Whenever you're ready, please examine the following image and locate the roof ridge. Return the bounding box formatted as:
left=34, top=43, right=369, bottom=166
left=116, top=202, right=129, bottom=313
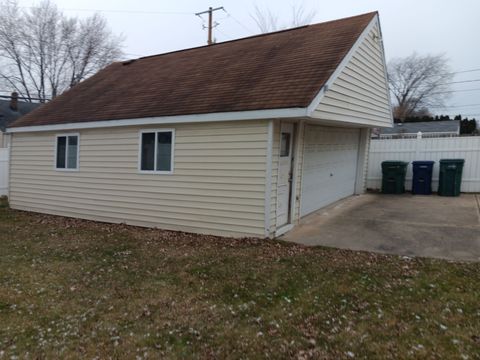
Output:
left=136, top=11, right=378, bottom=62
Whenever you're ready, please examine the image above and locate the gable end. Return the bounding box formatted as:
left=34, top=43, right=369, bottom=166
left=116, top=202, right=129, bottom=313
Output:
left=309, top=16, right=393, bottom=127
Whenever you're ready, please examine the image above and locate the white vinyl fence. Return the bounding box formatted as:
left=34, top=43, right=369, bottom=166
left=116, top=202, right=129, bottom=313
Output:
left=0, top=148, right=9, bottom=196
left=367, top=136, right=480, bottom=193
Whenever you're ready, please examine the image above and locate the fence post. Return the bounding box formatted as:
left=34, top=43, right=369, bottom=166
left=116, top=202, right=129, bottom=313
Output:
left=415, top=132, right=422, bottom=159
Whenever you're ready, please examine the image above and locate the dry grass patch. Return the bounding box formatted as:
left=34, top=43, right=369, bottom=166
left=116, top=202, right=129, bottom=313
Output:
left=0, top=202, right=479, bottom=359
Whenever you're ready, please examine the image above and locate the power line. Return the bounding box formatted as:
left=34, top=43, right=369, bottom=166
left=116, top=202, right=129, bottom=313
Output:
left=447, top=68, right=480, bottom=75
left=20, top=6, right=192, bottom=15
left=435, top=68, right=480, bottom=77
left=223, top=9, right=255, bottom=34
left=431, top=88, right=480, bottom=94
left=445, top=79, right=480, bottom=85
left=416, top=67, right=480, bottom=80
left=398, top=84, right=480, bottom=94
left=392, top=78, right=480, bottom=92
left=430, top=103, right=480, bottom=109
left=215, top=28, right=234, bottom=41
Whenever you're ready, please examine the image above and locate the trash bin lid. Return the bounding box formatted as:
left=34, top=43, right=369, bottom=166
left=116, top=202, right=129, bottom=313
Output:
left=412, top=161, right=435, bottom=165
left=439, top=159, right=465, bottom=164
left=381, top=161, right=409, bottom=166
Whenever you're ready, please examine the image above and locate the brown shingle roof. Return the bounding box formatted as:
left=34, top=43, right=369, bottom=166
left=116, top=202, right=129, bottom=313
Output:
left=10, top=12, right=377, bottom=128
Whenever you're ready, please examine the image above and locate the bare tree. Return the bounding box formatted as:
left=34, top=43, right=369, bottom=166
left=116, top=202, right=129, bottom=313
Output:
left=290, top=5, right=316, bottom=27
left=388, top=53, right=453, bottom=121
left=0, top=0, right=123, bottom=102
left=251, top=4, right=316, bottom=33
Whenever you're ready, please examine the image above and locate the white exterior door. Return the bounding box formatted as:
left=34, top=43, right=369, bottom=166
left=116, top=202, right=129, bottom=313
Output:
left=300, top=125, right=360, bottom=217
left=276, top=123, right=294, bottom=227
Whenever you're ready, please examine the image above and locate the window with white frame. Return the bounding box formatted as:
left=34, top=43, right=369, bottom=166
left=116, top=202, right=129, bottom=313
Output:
left=139, top=130, right=174, bottom=173
left=56, top=134, right=79, bottom=170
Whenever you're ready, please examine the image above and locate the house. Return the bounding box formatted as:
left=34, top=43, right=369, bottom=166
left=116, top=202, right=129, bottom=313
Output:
left=375, top=120, right=460, bottom=139
left=0, top=93, right=41, bottom=147
left=6, top=12, right=393, bottom=238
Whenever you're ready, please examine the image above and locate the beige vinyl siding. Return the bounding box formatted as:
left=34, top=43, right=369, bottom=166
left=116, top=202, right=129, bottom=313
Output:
left=313, top=24, right=392, bottom=127
left=9, top=120, right=269, bottom=237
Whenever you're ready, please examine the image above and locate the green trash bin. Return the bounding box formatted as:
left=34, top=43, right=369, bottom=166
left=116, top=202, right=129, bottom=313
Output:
left=438, top=159, right=465, bottom=196
left=381, top=161, right=409, bottom=194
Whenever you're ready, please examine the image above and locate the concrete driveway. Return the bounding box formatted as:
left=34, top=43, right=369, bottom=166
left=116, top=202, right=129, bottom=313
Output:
left=281, top=193, right=480, bottom=261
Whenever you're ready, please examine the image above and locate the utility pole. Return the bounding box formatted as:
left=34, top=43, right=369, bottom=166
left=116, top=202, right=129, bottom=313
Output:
left=195, top=6, right=224, bottom=45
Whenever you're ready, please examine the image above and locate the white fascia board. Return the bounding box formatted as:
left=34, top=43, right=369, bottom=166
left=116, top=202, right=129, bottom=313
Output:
left=307, top=116, right=391, bottom=128
left=376, top=15, right=395, bottom=126
left=305, top=14, right=385, bottom=117
left=6, top=107, right=308, bottom=133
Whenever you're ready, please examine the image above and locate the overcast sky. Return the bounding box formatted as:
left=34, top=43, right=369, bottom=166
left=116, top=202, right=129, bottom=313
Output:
left=18, top=0, right=480, bottom=117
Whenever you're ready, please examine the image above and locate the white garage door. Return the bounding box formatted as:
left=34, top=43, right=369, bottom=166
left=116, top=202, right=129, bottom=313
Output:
left=300, top=126, right=360, bottom=216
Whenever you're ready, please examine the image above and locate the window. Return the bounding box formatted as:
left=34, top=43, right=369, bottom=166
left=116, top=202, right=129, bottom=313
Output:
left=56, top=134, right=79, bottom=170
left=280, top=132, right=291, bottom=157
left=139, top=130, right=174, bottom=173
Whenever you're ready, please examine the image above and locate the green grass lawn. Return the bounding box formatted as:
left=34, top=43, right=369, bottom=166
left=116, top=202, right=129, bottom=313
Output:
left=0, top=200, right=479, bottom=359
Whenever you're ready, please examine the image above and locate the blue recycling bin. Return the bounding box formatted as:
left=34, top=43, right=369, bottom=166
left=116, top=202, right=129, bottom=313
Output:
left=412, top=161, right=435, bottom=195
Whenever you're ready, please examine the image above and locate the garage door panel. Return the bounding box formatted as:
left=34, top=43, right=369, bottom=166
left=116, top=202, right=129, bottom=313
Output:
left=300, top=126, right=360, bottom=216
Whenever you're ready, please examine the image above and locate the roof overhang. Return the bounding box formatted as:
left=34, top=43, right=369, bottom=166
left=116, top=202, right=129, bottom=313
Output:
left=6, top=107, right=309, bottom=133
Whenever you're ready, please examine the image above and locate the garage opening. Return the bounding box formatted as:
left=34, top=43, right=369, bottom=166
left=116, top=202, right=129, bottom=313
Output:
left=300, top=125, right=360, bottom=216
